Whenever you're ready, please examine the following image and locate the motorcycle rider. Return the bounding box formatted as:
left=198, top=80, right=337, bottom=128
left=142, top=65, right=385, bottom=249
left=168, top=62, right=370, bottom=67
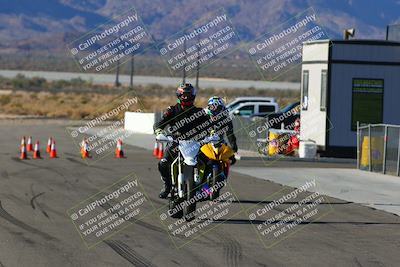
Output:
left=154, top=83, right=207, bottom=199
left=204, top=96, right=238, bottom=164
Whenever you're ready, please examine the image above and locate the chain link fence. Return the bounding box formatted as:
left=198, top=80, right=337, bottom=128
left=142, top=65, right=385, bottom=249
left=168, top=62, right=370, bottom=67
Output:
left=357, top=123, right=400, bottom=176
left=232, top=116, right=269, bottom=153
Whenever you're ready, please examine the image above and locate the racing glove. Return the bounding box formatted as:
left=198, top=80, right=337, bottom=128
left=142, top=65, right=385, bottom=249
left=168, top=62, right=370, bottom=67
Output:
left=232, top=143, right=238, bottom=153
left=154, top=128, right=164, bottom=136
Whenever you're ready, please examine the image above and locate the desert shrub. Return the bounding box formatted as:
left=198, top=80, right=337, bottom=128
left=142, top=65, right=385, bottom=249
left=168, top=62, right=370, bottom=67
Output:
left=0, top=95, right=11, bottom=105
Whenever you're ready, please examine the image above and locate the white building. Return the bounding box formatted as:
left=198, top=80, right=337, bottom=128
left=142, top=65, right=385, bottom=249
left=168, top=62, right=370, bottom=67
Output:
left=300, top=39, right=400, bottom=157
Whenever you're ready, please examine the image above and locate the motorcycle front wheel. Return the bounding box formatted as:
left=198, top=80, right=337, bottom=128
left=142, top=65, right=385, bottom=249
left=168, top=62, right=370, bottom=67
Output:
left=183, top=165, right=196, bottom=221
left=168, top=188, right=183, bottom=219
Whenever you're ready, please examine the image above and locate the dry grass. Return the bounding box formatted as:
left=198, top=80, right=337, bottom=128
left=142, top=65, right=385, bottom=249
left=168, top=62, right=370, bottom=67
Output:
left=0, top=84, right=299, bottom=119
left=0, top=91, right=214, bottom=119
left=0, top=92, right=116, bottom=119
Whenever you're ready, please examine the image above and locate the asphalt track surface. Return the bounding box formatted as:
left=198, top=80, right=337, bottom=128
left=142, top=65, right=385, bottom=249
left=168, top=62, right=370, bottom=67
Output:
left=0, top=120, right=400, bottom=267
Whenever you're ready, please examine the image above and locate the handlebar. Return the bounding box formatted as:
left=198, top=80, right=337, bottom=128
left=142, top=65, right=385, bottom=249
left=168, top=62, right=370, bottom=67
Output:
left=155, top=133, right=220, bottom=145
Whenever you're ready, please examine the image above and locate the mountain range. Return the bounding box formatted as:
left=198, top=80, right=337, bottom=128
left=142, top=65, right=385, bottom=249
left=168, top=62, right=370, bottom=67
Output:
left=0, top=0, right=399, bottom=54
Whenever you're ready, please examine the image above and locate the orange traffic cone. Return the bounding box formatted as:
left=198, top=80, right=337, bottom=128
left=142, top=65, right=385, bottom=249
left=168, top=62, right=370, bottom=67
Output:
left=81, top=139, right=90, bottom=159
left=33, top=141, right=41, bottom=159
left=20, top=143, right=28, bottom=160
left=115, top=139, right=124, bottom=158
left=46, top=137, right=52, bottom=153
left=80, top=139, right=85, bottom=155
left=50, top=140, right=57, bottom=158
left=20, top=136, right=26, bottom=148
left=27, top=136, right=33, bottom=152
left=157, top=142, right=164, bottom=159
left=153, top=141, right=159, bottom=157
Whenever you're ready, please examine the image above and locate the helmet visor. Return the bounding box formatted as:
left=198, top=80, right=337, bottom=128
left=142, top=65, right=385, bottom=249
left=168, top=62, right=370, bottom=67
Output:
left=208, top=104, right=223, bottom=115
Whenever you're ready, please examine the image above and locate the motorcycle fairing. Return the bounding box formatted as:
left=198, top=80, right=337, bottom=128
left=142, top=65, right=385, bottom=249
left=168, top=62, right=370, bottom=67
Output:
left=179, top=140, right=200, bottom=166
left=200, top=143, right=234, bottom=161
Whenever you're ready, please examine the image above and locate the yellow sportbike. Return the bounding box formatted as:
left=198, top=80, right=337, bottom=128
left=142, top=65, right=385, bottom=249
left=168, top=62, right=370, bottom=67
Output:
left=199, top=137, right=235, bottom=200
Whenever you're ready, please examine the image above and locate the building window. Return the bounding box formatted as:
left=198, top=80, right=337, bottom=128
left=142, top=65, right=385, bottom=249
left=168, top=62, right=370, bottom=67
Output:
left=301, top=70, right=309, bottom=110
left=320, top=70, right=327, bottom=111
left=351, top=78, right=384, bottom=131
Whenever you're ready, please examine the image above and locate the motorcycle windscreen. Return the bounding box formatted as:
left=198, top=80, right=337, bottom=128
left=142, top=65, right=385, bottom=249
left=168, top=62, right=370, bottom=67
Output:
left=179, top=140, right=200, bottom=166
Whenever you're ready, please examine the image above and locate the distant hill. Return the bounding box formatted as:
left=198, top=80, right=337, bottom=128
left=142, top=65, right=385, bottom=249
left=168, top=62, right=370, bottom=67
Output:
left=0, top=0, right=399, bottom=53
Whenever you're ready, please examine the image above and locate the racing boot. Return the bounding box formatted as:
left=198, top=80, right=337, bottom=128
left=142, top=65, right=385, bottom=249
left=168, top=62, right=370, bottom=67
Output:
left=159, top=178, right=171, bottom=199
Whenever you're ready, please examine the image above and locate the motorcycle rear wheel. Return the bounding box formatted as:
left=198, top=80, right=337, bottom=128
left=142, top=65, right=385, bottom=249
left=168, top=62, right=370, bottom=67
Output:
left=210, top=164, right=223, bottom=201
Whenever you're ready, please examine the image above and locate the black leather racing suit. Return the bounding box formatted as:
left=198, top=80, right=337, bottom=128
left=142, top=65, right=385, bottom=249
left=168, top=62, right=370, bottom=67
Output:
left=153, top=104, right=208, bottom=189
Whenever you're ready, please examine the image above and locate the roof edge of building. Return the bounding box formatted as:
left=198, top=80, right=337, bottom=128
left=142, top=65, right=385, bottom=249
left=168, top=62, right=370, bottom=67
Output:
left=303, top=39, right=400, bottom=46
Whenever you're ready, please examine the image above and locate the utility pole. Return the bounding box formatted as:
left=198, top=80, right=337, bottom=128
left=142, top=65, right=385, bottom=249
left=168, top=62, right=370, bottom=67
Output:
left=115, top=59, right=120, bottom=87
left=130, top=54, right=134, bottom=89
left=182, top=37, right=186, bottom=84
left=195, top=34, right=200, bottom=90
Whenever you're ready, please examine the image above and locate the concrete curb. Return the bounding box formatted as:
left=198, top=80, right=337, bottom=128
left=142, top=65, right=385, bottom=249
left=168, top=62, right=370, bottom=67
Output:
left=237, top=152, right=356, bottom=164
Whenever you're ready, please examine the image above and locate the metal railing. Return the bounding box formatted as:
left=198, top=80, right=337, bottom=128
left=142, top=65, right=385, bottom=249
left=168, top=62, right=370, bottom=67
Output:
left=357, top=123, right=400, bottom=176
